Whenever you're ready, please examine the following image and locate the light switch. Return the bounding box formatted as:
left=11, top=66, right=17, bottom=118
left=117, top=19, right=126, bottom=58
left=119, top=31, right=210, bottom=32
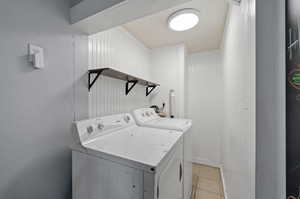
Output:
left=28, top=44, right=44, bottom=69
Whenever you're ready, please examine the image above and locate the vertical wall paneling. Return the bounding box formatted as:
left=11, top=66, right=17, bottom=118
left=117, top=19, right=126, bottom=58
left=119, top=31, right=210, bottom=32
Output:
left=88, top=27, right=152, bottom=117
left=150, top=45, right=186, bottom=118
left=221, top=1, right=255, bottom=198
left=186, top=50, right=222, bottom=167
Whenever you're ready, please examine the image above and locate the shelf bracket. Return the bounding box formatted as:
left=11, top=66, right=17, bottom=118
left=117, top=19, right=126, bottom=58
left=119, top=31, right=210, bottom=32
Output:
left=126, top=80, right=138, bottom=95
left=88, top=68, right=107, bottom=91
left=146, top=85, right=156, bottom=96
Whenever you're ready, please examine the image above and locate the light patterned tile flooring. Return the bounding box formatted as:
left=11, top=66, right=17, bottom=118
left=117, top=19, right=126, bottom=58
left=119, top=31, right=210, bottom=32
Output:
left=192, top=164, right=225, bottom=199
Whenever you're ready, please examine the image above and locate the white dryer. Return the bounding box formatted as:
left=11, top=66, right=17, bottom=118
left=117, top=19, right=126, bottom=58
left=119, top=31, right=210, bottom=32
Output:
left=132, top=108, right=192, bottom=199
left=71, top=113, right=184, bottom=199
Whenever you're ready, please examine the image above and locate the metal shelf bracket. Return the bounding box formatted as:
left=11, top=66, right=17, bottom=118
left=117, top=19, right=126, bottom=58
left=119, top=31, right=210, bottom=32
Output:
left=88, top=68, right=107, bottom=91
left=126, top=80, right=138, bottom=95
left=146, top=85, right=156, bottom=96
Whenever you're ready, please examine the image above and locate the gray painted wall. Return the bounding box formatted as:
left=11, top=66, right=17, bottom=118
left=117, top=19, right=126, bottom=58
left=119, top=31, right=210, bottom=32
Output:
left=70, top=0, right=83, bottom=7
left=256, top=0, right=286, bottom=198
left=0, top=0, right=88, bottom=199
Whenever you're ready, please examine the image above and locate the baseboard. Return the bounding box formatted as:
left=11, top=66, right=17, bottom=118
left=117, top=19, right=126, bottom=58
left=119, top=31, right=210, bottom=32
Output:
left=192, top=157, right=220, bottom=168
left=220, top=166, right=228, bottom=199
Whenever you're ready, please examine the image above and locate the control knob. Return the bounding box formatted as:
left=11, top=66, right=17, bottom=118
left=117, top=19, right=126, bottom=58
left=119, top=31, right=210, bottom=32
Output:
left=124, top=115, right=131, bottom=123
left=98, top=123, right=104, bottom=130
left=87, top=126, right=93, bottom=134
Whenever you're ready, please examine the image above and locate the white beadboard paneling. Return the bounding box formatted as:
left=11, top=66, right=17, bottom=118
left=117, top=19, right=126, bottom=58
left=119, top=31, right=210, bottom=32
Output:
left=89, top=27, right=152, bottom=80
left=186, top=50, right=222, bottom=167
left=150, top=45, right=186, bottom=118
left=88, top=76, right=149, bottom=118
left=88, top=27, right=152, bottom=117
left=220, top=1, right=255, bottom=199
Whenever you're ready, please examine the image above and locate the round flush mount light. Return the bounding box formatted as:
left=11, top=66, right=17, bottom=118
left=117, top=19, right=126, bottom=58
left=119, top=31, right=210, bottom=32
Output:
left=167, top=9, right=200, bottom=32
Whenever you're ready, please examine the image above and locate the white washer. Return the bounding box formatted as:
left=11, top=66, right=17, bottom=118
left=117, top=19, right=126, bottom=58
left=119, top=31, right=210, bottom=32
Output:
left=71, top=113, right=184, bottom=199
left=132, top=108, right=192, bottom=199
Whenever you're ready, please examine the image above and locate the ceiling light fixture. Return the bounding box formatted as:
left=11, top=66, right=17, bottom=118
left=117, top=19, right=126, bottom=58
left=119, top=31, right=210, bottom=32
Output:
left=167, top=9, right=200, bottom=32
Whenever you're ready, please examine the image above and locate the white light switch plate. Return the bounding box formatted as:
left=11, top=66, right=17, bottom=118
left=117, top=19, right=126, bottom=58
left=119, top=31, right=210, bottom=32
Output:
left=28, top=44, right=44, bottom=69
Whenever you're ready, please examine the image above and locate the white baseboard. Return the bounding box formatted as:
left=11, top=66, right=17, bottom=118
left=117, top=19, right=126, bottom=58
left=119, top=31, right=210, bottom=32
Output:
left=220, top=166, right=228, bottom=199
left=192, top=157, right=228, bottom=199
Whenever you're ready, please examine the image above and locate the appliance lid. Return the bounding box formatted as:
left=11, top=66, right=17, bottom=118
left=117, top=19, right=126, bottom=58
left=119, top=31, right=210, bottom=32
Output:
left=83, top=126, right=183, bottom=167
left=147, top=118, right=192, bottom=131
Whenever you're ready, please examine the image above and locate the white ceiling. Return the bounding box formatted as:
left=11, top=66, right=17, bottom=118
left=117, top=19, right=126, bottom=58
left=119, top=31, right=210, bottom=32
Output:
left=123, top=0, right=228, bottom=53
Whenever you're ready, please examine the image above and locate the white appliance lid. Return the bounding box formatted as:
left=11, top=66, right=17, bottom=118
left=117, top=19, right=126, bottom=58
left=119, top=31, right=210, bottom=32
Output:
left=147, top=118, right=192, bottom=131
left=83, top=126, right=182, bottom=167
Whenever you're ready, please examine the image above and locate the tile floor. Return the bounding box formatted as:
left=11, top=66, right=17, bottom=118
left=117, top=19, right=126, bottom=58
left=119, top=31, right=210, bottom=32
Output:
left=192, top=164, right=225, bottom=199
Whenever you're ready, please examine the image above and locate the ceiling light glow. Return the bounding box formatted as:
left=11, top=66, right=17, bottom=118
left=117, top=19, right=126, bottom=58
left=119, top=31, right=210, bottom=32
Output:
left=168, top=9, right=200, bottom=32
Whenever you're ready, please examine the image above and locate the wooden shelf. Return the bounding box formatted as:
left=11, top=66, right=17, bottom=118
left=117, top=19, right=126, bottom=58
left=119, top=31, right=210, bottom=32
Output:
left=88, top=67, right=159, bottom=96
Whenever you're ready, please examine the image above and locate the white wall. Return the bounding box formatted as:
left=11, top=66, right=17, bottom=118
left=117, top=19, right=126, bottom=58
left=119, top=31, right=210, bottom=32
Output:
left=89, top=27, right=152, bottom=79
left=221, top=1, right=255, bottom=199
left=150, top=44, right=186, bottom=117
left=186, top=50, right=222, bottom=167
left=88, top=28, right=187, bottom=119
left=88, top=27, right=152, bottom=117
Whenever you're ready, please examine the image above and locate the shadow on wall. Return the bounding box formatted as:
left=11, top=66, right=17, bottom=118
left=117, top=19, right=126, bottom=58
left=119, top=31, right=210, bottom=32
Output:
left=1, top=151, right=72, bottom=199
left=18, top=55, right=35, bottom=73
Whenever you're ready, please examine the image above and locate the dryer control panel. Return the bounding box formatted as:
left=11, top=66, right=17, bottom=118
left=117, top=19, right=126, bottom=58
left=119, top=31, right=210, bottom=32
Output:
left=133, top=108, right=160, bottom=124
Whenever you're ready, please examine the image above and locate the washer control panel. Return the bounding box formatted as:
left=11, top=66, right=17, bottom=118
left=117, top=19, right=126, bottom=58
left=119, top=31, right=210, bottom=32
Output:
left=73, top=113, right=135, bottom=144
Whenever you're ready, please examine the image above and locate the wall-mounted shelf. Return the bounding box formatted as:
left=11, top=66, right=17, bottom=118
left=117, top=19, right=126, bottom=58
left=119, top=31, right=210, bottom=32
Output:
left=88, top=67, right=159, bottom=96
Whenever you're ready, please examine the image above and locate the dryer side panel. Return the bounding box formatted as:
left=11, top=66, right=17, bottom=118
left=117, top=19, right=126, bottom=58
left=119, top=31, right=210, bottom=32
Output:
left=184, top=129, right=193, bottom=199
left=157, top=138, right=184, bottom=199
